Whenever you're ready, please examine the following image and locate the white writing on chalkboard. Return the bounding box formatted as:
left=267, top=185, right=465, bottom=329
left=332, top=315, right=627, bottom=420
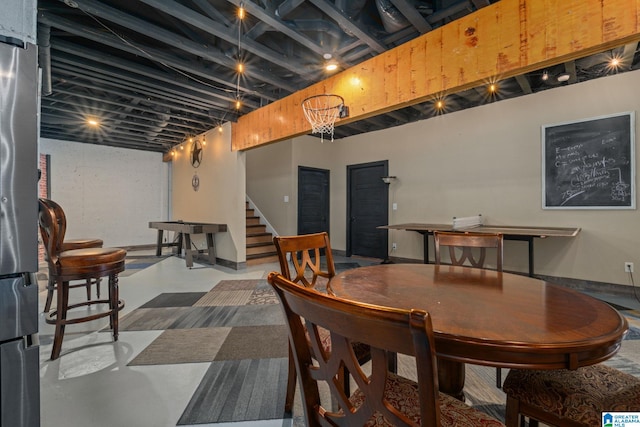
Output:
left=543, top=113, right=634, bottom=209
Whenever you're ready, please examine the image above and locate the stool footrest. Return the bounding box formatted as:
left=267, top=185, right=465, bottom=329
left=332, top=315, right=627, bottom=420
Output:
left=46, top=299, right=125, bottom=325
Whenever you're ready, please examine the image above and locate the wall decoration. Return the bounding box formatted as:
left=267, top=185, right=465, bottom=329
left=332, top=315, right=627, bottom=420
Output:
left=542, top=112, right=635, bottom=209
left=190, top=139, right=203, bottom=168
left=192, top=173, right=200, bottom=192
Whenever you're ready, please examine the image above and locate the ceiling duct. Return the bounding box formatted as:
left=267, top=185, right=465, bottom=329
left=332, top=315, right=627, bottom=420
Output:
left=334, top=0, right=368, bottom=37
left=37, top=23, right=52, bottom=96
left=376, top=0, right=411, bottom=33
left=336, top=0, right=368, bottom=19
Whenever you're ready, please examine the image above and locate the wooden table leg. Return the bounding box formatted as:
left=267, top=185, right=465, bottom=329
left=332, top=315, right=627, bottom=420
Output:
left=205, top=232, right=216, bottom=265
left=182, top=233, right=194, bottom=268
left=175, top=232, right=183, bottom=255
left=155, top=230, right=163, bottom=256
left=437, top=358, right=466, bottom=401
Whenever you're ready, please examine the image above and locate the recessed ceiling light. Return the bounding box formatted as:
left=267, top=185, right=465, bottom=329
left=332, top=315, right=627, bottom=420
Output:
left=323, top=53, right=333, bottom=60
left=325, top=63, right=338, bottom=72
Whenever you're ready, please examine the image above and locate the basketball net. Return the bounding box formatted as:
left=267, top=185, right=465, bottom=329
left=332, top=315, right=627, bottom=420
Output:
left=302, top=94, right=345, bottom=143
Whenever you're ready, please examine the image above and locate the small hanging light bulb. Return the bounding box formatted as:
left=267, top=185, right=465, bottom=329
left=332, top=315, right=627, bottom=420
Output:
left=237, top=62, right=244, bottom=73
left=235, top=99, right=241, bottom=109
left=238, top=5, right=245, bottom=20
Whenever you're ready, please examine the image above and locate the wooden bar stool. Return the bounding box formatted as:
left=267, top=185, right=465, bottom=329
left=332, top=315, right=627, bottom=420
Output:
left=39, top=198, right=104, bottom=313
left=38, top=200, right=126, bottom=360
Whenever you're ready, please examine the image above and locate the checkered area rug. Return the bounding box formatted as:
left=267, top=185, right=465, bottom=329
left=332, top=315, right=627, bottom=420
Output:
left=120, top=279, right=289, bottom=424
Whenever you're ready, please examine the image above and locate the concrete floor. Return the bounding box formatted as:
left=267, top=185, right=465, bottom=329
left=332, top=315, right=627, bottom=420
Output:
left=37, top=250, right=640, bottom=427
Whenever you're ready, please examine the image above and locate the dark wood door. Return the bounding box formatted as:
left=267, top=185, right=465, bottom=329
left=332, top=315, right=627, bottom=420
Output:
left=347, top=161, right=388, bottom=258
left=298, top=166, right=330, bottom=235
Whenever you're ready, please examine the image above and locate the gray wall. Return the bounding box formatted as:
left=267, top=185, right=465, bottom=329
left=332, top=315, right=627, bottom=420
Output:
left=247, top=69, right=640, bottom=287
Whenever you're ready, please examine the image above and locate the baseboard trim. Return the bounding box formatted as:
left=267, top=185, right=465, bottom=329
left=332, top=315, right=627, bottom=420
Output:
left=535, top=274, right=638, bottom=298
left=120, top=244, right=244, bottom=270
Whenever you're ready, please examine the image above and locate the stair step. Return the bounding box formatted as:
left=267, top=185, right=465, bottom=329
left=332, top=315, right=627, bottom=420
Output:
left=247, top=242, right=276, bottom=256
left=246, top=253, right=279, bottom=266
left=246, top=217, right=261, bottom=226
left=247, top=233, right=273, bottom=244
left=245, top=201, right=277, bottom=266
left=247, top=250, right=277, bottom=259
left=247, top=224, right=266, bottom=233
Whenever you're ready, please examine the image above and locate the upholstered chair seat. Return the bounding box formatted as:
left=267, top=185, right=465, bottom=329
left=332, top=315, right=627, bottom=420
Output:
left=61, top=238, right=103, bottom=251
left=351, top=373, right=505, bottom=426
left=503, top=364, right=640, bottom=427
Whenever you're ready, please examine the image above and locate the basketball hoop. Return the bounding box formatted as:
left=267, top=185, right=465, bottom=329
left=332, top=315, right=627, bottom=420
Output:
left=302, top=94, right=349, bottom=142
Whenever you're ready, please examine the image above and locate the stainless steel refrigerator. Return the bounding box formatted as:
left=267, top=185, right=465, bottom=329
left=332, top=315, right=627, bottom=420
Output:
left=0, top=40, right=40, bottom=426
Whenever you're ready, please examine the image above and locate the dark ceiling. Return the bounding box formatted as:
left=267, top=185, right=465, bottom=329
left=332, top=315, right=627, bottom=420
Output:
left=37, top=0, right=640, bottom=153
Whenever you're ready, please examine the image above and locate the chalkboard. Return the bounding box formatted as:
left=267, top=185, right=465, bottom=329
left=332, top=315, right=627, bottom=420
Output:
left=542, top=112, right=635, bottom=209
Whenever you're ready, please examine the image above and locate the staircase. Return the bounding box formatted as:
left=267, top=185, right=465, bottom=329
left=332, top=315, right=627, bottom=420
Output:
left=246, top=202, right=279, bottom=266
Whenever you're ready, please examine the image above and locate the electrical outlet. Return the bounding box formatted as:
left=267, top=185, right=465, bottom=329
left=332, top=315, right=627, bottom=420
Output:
left=392, top=243, right=397, bottom=251
left=625, top=262, right=634, bottom=273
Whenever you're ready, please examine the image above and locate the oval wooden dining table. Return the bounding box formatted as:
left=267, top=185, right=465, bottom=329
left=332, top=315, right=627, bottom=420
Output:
left=328, top=263, right=629, bottom=400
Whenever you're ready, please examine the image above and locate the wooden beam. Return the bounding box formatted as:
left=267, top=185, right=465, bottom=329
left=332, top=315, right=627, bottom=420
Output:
left=232, top=0, right=640, bottom=151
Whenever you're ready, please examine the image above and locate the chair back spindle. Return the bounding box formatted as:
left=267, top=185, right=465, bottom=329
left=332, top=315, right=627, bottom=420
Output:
left=434, top=231, right=503, bottom=271
left=273, top=232, right=335, bottom=288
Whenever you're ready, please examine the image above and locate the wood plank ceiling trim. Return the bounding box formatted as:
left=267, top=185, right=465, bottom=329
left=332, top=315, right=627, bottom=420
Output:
left=231, top=0, right=640, bottom=151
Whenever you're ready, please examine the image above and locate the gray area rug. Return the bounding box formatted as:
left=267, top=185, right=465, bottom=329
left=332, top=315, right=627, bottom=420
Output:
left=334, top=262, right=362, bottom=271
left=120, top=279, right=290, bottom=424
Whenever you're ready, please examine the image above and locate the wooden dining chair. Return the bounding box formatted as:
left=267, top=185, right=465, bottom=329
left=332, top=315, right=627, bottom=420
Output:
left=433, top=230, right=504, bottom=388
left=267, top=271, right=506, bottom=427
left=273, top=232, right=371, bottom=413
left=273, top=231, right=336, bottom=289
left=38, top=199, right=127, bottom=360
left=503, top=364, right=640, bottom=427
left=39, top=198, right=104, bottom=313
left=433, top=231, right=503, bottom=271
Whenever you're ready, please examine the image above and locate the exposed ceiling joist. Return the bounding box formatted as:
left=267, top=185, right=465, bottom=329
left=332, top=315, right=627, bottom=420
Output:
left=37, top=0, right=639, bottom=153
